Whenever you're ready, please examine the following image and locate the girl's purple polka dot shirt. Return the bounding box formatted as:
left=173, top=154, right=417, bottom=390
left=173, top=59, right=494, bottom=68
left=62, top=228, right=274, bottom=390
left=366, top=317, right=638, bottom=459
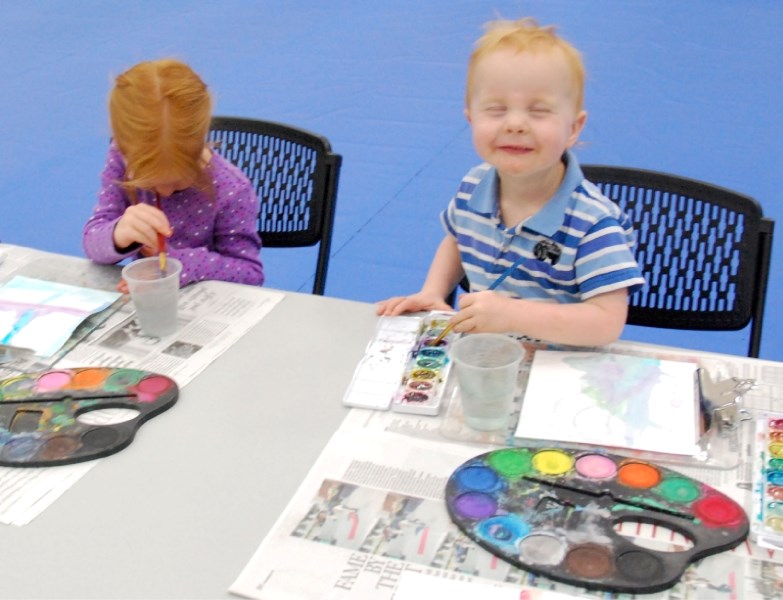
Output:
left=82, top=144, right=264, bottom=287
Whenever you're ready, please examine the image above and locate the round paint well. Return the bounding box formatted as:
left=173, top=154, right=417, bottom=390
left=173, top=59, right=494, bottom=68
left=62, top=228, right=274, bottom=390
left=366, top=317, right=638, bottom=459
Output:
left=692, top=495, right=745, bottom=527
left=455, top=466, right=501, bottom=492
left=770, top=443, right=783, bottom=458
left=452, top=492, right=498, bottom=520
left=657, top=477, right=701, bottom=503
left=769, top=418, right=783, bottom=430
left=616, top=550, right=664, bottom=582
left=770, top=431, right=783, bottom=443
left=477, top=515, right=529, bottom=546
left=1, top=436, right=41, bottom=461
left=410, top=369, right=436, bottom=381
left=488, top=449, right=533, bottom=480
left=519, top=533, right=567, bottom=566
left=617, top=462, right=661, bottom=489
left=80, top=427, right=121, bottom=450
left=767, top=502, right=783, bottom=516
left=575, top=454, right=617, bottom=479
left=418, top=348, right=445, bottom=359
left=415, top=357, right=442, bottom=369
left=564, top=544, right=614, bottom=579
left=35, top=371, right=73, bottom=392
left=402, top=391, right=428, bottom=403
left=136, top=375, right=172, bottom=394
left=37, top=435, right=80, bottom=460
left=766, top=516, right=783, bottom=532
left=769, top=458, right=783, bottom=470
left=1, top=376, right=35, bottom=394
left=532, top=450, right=574, bottom=476
left=422, top=335, right=448, bottom=348
left=768, top=471, right=783, bottom=486
left=769, top=486, right=783, bottom=501
left=70, top=368, right=112, bottom=389
left=408, top=380, right=432, bottom=391
left=105, top=369, right=144, bottom=391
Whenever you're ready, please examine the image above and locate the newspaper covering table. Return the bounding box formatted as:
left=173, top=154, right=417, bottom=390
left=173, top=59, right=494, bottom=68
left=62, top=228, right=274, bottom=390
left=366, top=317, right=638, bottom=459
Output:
left=230, top=337, right=783, bottom=600
left=0, top=244, right=284, bottom=525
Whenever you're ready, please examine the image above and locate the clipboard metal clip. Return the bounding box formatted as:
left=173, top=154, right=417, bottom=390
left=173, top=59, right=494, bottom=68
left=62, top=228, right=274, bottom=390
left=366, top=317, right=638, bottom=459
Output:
left=699, top=370, right=755, bottom=434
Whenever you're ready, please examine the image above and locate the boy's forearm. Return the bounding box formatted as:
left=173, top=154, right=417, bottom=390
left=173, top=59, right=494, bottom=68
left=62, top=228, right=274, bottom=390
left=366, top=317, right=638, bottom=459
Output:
left=421, top=237, right=464, bottom=300
left=505, top=292, right=628, bottom=347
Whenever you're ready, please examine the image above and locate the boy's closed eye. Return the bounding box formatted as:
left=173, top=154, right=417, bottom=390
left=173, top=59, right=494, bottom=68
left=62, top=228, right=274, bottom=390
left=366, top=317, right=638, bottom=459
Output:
left=529, top=105, right=553, bottom=116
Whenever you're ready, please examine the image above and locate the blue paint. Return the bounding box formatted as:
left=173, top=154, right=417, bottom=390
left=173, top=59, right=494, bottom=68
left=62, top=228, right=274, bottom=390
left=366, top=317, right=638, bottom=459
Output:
left=767, top=470, right=783, bottom=486
left=476, top=515, right=530, bottom=550
left=456, top=465, right=502, bottom=492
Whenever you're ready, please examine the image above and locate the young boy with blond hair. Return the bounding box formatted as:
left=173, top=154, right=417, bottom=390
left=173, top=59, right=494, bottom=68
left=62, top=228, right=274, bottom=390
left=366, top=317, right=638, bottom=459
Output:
left=377, top=18, right=644, bottom=346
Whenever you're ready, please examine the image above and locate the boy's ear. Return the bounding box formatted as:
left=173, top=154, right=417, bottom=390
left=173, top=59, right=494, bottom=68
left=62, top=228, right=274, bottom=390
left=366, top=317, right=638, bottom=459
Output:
left=568, top=110, right=588, bottom=147
left=464, top=107, right=472, bottom=124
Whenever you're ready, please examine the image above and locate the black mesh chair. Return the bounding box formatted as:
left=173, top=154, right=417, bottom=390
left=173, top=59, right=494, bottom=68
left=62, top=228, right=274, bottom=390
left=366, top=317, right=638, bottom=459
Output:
left=208, top=116, right=341, bottom=295
left=582, top=166, right=773, bottom=357
left=447, top=166, right=774, bottom=358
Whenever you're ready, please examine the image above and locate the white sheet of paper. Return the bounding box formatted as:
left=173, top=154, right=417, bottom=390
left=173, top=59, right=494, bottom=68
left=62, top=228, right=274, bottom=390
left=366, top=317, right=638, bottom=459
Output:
left=515, top=351, right=700, bottom=456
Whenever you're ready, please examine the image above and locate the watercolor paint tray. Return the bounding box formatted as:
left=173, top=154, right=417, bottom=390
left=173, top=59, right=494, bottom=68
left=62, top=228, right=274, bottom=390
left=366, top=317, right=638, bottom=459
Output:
left=0, top=366, right=178, bottom=467
left=390, top=311, right=458, bottom=416
left=750, top=414, right=783, bottom=549
left=446, top=446, right=748, bottom=594
left=342, top=311, right=458, bottom=415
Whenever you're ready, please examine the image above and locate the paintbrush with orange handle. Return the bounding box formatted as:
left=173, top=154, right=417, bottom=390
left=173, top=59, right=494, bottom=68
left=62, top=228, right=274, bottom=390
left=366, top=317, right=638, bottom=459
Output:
left=154, top=192, right=167, bottom=274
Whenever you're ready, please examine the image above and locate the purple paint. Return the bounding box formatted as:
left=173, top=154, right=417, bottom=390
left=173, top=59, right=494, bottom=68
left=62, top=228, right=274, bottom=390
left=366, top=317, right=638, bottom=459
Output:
left=453, top=492, right=498, bottom=519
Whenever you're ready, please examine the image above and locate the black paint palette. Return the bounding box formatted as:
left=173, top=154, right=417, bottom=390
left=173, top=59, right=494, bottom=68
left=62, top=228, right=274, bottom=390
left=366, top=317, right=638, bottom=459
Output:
left=0, top=367, right=178, bottom=467
left=446, top=447, right=748, bottom=594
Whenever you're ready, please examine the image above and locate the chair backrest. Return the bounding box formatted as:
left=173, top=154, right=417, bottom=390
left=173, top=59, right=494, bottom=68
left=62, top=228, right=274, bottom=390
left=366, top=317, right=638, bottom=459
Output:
left=208, top=116, right=342, bottom=295
left=582, top=165, right=774, bottom=357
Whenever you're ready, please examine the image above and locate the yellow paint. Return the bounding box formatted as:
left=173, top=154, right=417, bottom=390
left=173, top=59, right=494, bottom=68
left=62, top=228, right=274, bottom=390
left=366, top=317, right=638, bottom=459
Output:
left=532, top=449, right=574, bottom=476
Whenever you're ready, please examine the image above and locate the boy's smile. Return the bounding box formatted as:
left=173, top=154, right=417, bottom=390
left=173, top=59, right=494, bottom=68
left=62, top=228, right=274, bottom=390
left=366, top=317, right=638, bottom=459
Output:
left=466, top=47, right=586, bottom=185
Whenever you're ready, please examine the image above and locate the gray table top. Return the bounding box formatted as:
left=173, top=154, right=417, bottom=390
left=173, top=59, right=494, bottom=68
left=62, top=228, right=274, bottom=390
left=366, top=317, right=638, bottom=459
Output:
left=0, top=279, right=379, bottom=599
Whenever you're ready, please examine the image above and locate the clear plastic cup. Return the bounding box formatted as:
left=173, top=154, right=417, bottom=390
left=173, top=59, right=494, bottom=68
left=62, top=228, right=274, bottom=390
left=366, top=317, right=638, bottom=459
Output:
left=121, top=257, right=182, bottom=337
left=451, top=333, right=523, bottom=431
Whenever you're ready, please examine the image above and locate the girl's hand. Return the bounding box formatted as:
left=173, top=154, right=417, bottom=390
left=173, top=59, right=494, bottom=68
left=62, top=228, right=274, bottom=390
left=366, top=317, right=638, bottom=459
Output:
left=451, top=291, right=514, bottom=333
left=376, top=292, right=452, bottom=316
left=113, top=204, right=172, bottom=251
left=116, top=278, right=129, bottom=294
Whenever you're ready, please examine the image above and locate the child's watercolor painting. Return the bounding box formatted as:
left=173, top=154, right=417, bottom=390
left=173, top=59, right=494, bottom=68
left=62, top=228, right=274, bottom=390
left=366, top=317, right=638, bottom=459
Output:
left=0, top=276, right=121, bottom=357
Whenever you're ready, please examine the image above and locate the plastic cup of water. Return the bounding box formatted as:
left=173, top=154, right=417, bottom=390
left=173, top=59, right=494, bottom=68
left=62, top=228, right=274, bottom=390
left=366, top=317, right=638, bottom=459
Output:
left=121, top=257, right=182, bottom=337
left=451, top=333, right=523, bottom=431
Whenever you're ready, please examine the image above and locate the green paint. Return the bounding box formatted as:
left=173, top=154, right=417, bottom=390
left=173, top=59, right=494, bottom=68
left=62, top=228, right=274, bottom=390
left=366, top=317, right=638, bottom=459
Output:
left=657, top=477, right=700, bottom=503
left=488, top=449, right=533, bottom=480
left=769, top=458, right=783, bottom=470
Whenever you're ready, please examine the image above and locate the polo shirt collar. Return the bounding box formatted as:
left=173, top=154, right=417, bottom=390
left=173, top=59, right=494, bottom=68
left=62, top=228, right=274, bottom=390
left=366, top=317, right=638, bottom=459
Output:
left=467, top=150, right=584, bottom=236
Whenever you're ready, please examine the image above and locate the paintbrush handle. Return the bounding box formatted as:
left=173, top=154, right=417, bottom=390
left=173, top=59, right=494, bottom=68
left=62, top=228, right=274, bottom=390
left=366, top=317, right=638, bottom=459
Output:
left=154, top=193, right=167, bottom=273
left=430, top=322, right=454, bottom=346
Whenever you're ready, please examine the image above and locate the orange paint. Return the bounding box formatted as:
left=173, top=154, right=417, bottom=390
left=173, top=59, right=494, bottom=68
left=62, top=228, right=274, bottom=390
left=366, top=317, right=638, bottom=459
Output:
left=69, top=368, right=112, bottom=389
left=617, top=462, right=661, bottom=488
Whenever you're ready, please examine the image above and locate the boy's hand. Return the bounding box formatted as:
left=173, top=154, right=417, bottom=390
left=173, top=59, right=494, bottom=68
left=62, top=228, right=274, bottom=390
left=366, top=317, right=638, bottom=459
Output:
left=113, top=204, right=172, bottom=251
left=376, top=292, right=452, bottom=316
left=452, top=290, right=514, bottom=333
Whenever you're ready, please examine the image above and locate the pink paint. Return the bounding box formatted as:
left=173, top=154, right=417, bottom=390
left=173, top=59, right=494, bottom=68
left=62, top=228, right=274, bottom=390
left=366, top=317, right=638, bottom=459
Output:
left=575, top=454, right=617, bottom=479
left=134, top=375, right=173, bottom=402
left=36, top=371, right=72, bottom=391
